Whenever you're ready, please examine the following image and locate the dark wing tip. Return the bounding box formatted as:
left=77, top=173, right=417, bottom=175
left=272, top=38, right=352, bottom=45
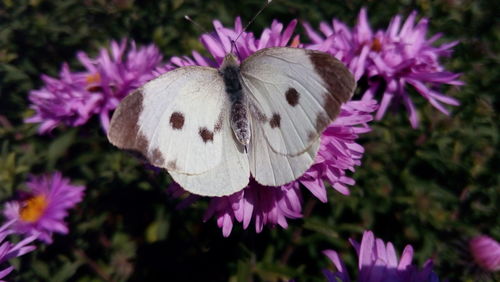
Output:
left=107, top=88, right=149, bottom=151
left=108, top=88, right=169, bottom=168
left=306, top=50, right=356, bottom=103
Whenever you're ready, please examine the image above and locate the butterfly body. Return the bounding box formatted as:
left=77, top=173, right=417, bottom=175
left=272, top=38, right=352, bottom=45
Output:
left=108, top=47, right=355, bottom=196
left=220, top=54, right=251, bottom=147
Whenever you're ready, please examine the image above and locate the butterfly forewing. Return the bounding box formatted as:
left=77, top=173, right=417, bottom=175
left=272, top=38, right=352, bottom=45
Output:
left=108, top=66, right=226, bottom=175
left=240, top=47, right=355, bottom=156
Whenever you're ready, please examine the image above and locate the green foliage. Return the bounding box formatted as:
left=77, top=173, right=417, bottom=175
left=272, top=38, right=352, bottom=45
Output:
left=0, top=0, right=498, bottom=281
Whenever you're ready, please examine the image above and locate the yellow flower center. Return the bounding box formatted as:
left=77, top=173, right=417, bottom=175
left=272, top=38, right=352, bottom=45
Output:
left=85, top=73, right=101, bottom=84
left=290, top=36, right=301, bottom=48
left=85, top=73, right=102, bottom=92
left=19, top=195, right=48, bottom=223
left=371, top=38, right=382, bottom=52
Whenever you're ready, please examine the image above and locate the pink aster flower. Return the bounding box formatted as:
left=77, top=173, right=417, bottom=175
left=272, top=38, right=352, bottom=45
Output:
left=165, top=18, right=377, bottom=236
left=3, top=172, right=85, bottom=244
left=323, top=230, right=441, bottom=282
left=27, top=39, right=163, bottom=133
left=25, top=63, right=102, bottom=133
left=304, top=8, right=462, bottom=128
left=469, top=235, right=500, bottom=272
left=203, top=181, right=302, bottom=237
left=0, top=220, right=37, bottom=281
left=157, top=17, right=300, bottom=72
left=299, top=99, right=376, bottom=201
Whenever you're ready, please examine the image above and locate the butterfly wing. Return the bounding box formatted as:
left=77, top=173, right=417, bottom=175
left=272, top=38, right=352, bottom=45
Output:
left=240, top=47, right=355, bottom=156
left=169, top=113, right=250, bottom=196
left=108, top=66, right=226, bottom=175
left=248, top=113, right=320, bottom=186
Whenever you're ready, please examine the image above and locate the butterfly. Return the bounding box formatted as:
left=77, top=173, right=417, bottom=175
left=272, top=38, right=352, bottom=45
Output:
left=107, top=47, right=355, bottom=196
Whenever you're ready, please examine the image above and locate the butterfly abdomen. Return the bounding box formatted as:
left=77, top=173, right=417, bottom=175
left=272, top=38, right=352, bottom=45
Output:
left=221, top=62, right=250, bottom=146
left=230, top=100, right=250, bottom=146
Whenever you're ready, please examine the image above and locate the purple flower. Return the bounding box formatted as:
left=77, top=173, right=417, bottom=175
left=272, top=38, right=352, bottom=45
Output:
left=26, top=39, right=163, bottom=133
left=3, top=172, right=85, bottom=244
left=157, top=17, right=300, bottom=71
left=203, top=180, right=303, bottom=237
left=304, top=8, right=462, bottom=128
left=299, top=99, right=376, bottom=201
left=469, top=235, right=500, bottom=272
left=323, top=230, right=441, bottom=282
left=0, top=220, right=37, bottom=281
left=25, top=63, right=102, bottom=133
left=165, top=18, right=377, bottom=236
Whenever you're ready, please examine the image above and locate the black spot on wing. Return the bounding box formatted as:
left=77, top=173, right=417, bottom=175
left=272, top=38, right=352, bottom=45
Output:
left=170, top=112, right=185, bottom=130
left=199, top=127, right=214, bottom=143
left=107, top=89, right=166, bottom=167
left=269, top=113, right=281, bottom=129
left=285, top=88, right=300, bottom=107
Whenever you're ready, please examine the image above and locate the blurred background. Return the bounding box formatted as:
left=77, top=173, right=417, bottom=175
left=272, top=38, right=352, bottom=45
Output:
left=0, top=0, right=498, bottom=281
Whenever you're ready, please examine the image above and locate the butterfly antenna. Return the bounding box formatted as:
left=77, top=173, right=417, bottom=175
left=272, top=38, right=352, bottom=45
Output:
left=184, top=15, right=222, bottom=45
left=233, top=0, right=273, bottom=45
left=184, top=15, right=209, bottom=34
left=230, top=39, right=241, bottom=58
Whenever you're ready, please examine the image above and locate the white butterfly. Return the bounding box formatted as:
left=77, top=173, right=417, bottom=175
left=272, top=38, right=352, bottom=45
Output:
left=108, top=47, right=355, bottom=196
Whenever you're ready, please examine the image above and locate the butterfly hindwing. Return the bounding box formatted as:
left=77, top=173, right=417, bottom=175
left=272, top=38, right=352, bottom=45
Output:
left=169, top=113, right=250, bottom=196
left=248, top=113, right=320, bottom=186
left=108, top=66, right=226, bottom=175
left=240, top=47, right=355, bottom=156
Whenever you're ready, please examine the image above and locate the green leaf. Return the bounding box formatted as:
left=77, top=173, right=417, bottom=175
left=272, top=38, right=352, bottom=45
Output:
left=46, top=129, right=76, bottom=170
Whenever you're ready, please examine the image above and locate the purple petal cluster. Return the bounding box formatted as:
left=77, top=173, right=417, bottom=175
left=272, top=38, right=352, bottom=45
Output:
left=299, top=99, right=377, bottom=201
left=156, top=17, right=300, bottom=72
left=469, top=235, right=500, bottom=272
left=203, top=181, right=302, bottom=237
left=304, top=8, right=462, bottom=127
left=165, top=18, right=377, bottom=236
left=3, top=172, right=85, bottom=244
left=0, top=220, right=37, bottom=281
left=323, top=230, right=441, bottom=282
left=26, top=39, right=163, bottom=133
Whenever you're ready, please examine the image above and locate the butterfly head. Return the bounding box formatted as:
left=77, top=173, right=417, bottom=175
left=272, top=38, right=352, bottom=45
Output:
left=221, top=53, right=240, bottom=69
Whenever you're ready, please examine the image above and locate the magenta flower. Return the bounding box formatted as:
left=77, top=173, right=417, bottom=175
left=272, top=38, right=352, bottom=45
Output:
left=299, top=99, right=376, bottom=201
left=304, top=8, right=462, bottom=128
left=203, top=181, right=302, bottom=237
left=165, top=17, right=377, bottom=236
left=157, top=17, right=300, bottom=71
left=25, top=63, right=102, bottom=133
left=3, top=172, right=85, bottom=244
left=323, top=230, right=441, bottom=282
left=26, top=39, right=163, bottom=133
left=0, top=220, right=37, bottom=281
left=469, top=235, right=500, bottom=272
